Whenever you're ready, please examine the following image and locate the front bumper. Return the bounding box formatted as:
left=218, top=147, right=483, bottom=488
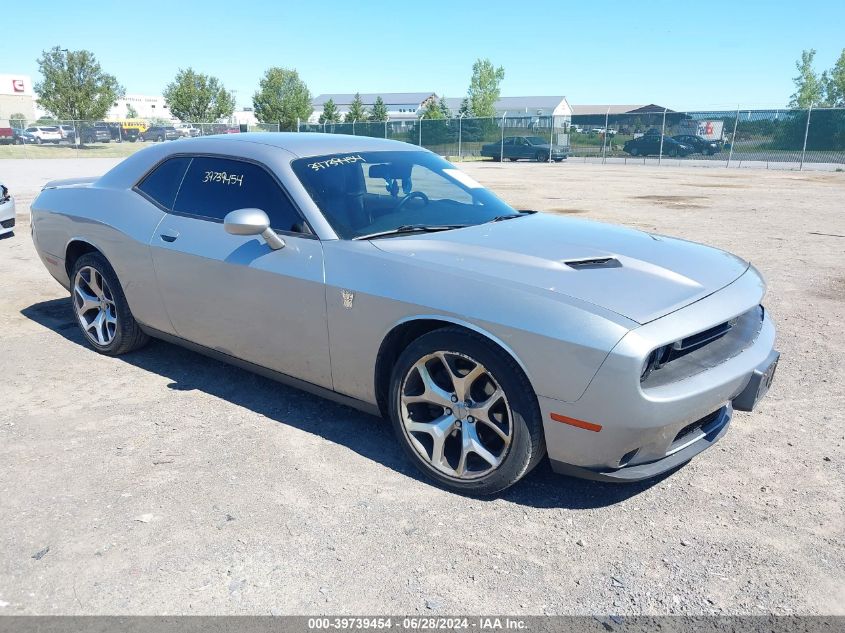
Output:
left=539, top=268, right=778, bottom=482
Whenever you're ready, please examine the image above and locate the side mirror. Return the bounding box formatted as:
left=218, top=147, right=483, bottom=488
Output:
left=223, top=208, right=285, bottom=250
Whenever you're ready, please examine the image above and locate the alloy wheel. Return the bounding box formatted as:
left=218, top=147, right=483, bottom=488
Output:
left=73, top=265, right=117, bottom=346
left=399, top=351, right=513, bottom=480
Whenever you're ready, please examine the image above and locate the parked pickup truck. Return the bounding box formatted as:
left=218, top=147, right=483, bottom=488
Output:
left=0, top=124, right=14, bottom=145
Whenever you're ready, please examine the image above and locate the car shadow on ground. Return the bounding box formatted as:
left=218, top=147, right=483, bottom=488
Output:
left=21, top=297, right=672, bottom=510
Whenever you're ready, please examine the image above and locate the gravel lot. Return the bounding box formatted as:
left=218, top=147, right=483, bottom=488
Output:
left=0, top=158, right=843, bottom=616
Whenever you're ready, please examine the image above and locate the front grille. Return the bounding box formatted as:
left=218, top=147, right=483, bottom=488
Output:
left=673, top=410, right=721, bottom=444
left=0, top=218, right=14, bottom=229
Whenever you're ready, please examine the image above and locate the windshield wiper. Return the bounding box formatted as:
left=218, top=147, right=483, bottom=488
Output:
left=354, top=224, right=469, bottom=240
left=489, top=214, right=525, bottom=223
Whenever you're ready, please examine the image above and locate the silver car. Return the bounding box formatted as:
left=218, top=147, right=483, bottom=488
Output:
left=1, top=181, right=15, bottom=236
left=30, top=133, right=779, bottom=494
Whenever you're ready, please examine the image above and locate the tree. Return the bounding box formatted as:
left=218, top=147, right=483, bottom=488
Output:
left=10, top=112, right=26, bottom=126
left=789, top=49, right=824, bottom=108
left=125, top=103, right=138, bottom=118
left=344, top=92, right=366, bottom=122
left=369, top=96, right=388, bottom=121
left=438, top=98, right=452, bottom=119
left=163, top=68, right=235, bottom=122
left=252, top=67, right=312, bottom=131
left=420, top=98, right=445, bottom=119
left=34, top=46, right=124, bottom=121
left=458, top=97, right=471, bottom=117
left=318, top=98, right=341, bottom=124
left=823, top=48, right=845, bottom=107
left=467, top=58, right=505, bottom=118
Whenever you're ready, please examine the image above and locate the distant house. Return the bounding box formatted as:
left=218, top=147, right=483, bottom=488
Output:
left=309, top=93, right=437, bottom=123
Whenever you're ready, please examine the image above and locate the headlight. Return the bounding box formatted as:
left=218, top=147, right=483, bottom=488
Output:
left=641, top=345, right=673, bottom=381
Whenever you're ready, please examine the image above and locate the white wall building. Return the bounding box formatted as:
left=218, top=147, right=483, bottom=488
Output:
left=0, top=74, right=36, bottom=124
left=442, top=95, right=572, bottom=118
left=108, top=94, right=175, bottom=120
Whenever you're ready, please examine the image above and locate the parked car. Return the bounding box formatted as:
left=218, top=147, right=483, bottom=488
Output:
left=30, top=133, right=779, bottom=495
left=25, top=126, right=62, bottom=144
left=623, top=134, right=694, bottom=157
left=672, top=134, right=722, bottom=155
left=173, top=123, right=200, bottom=138
left=59, top=125, right=77, bottom=143
left=77, top=124, right=112, bottom=144
left=138, top=126, right=181, bottom=142
left=13, top=128, right=37, bottom=144
left=481, top=136, right=567, bottom=162
left=0, top=181, right=15, bottom=236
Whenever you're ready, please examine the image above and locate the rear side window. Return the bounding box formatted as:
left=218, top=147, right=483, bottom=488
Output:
left=136, top=156, right=191, bottom=210
left=172, top=156, right=304, bottom=233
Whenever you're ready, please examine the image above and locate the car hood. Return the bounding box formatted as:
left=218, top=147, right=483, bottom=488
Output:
left=371, top=213, right=749, bottom=324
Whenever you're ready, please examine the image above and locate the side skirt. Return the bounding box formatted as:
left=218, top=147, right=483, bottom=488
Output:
left=140, top=325, right=382, bottom=418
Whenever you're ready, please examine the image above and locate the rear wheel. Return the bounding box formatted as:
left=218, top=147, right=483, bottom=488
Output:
left=70, top=252, right=148, bottom=356
left=389, top=328, right=545, bottom=495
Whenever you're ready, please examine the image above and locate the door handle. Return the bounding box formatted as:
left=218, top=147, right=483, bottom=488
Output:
left=160, top=229, right=180, bottom=243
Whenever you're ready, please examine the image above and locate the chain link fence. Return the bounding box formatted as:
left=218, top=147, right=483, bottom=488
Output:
left=0, top=118, right=279, bottom=158
left=300, top=108, right=845, bottom=169
left=4, top=109, right=844, bottom=169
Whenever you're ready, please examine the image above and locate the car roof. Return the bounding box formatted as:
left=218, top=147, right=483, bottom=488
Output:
left=174, top=132, right=420, bottom=158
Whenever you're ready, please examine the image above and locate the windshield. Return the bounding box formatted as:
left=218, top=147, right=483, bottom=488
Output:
left=525, top=136, right=548, bottom=146
left=291, top=151, right=518, bottom=239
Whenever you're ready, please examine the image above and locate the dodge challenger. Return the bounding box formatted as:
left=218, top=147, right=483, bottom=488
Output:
left=30, top=133, right=779, bottom=494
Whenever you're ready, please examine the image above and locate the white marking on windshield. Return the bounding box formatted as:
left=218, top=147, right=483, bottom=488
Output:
left=307, top=155, right=365, bottom=171
left=443, top=168, right=483, bottom=189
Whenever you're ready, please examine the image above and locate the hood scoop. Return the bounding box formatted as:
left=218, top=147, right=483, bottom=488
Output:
left=564, top=256, right=621, bottom=270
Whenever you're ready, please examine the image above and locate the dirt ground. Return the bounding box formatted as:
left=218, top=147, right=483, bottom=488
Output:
left=0, top=158, right=843, bottom=616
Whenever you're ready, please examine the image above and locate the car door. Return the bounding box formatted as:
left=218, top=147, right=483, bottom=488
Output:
left=147, top=154, right=333, bottom=389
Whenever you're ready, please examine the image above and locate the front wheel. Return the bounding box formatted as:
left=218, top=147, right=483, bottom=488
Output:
left=70, top=252, right=149, bottom=356
left=389, top=328, right=545, bottom=495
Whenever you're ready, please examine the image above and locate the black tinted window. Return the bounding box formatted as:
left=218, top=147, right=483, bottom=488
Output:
left=173, top=157, right=304, bottom=232
left=136, top=156, right=191, bottom=210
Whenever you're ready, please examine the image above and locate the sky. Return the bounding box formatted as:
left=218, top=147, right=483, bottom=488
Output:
left=3, top=0, right=844, bottom=112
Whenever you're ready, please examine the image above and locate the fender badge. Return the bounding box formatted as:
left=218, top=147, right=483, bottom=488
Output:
left=341, top=289, right=354, bottom=309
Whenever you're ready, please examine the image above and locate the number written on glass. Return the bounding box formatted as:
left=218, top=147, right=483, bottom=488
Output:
left=203, top=171, right=244, bottom=186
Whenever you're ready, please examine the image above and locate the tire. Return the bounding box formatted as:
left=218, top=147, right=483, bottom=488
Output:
left=507, top=157, right=518, bottom=162
left=35, top=137, right=42, bottom=145
left=535, top=151, right=548, bottom=162
left=629, top=147, right=638, bottom=156
left=70, top=252, right=149, bottom=356
left=388, top=327, right=545, bottom=495
left=156, top=135, right=163, bottom=142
